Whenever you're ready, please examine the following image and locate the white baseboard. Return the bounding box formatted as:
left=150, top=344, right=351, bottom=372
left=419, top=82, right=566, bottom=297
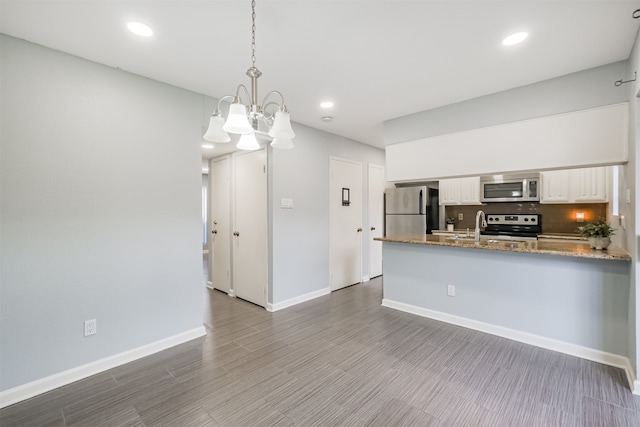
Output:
left=0, top=326, right=207, bottom=409
left=362, top=275, right=370, bottom=283
left=382, top=299, right=637, bottom=393
left=206, top=281, right=213, bottom=289
left=267, top=287, right=331, bottom=312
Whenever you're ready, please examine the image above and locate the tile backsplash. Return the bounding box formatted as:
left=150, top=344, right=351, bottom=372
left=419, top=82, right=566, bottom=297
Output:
left=445, top=203, right=607, bottom=234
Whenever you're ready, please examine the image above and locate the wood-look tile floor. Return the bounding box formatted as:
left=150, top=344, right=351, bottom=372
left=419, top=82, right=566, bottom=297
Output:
left=3, top=277, right=640, bottom=426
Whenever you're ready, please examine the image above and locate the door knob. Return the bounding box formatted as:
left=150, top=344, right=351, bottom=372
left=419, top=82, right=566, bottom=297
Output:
left=233, top=231, right=240, bottom=236
left=212, top=230, right=217, bottom=234
left=213, top=220, right=218, bottom=225
left=370, top=227, right=376, bottom=231
left=357, top=228, right=363, bottom=232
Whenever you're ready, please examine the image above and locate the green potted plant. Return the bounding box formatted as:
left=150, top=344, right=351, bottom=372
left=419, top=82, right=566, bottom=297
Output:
left=446, top=217, right=456, bottom=232
left=577, top=218, right=615, bottom=250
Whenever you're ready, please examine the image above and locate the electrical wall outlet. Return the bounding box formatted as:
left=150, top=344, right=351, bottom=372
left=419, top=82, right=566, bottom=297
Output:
left=447, top=285, right=455, bottom=297
left=84, top=319, right=97, bottom=336
left=458, top=213, right=463, bottom=221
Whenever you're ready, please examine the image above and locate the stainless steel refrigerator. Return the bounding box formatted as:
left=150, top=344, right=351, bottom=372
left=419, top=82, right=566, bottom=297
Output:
left=385, top=186, right=439, bottom=236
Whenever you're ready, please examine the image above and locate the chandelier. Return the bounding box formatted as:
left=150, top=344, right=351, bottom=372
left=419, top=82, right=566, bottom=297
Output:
left=203, top=0, right=295, bottom=150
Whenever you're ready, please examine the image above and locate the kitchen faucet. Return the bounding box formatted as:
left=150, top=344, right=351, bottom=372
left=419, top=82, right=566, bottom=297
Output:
left=475, top=210, right=487, bottom=243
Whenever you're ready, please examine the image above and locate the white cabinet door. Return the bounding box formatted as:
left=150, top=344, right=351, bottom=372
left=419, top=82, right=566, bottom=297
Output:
left=540, top=170, right=571, bottom=203
left=571, top=166, right=609, bottom=202
left=542, top=167, right=609, bottom=204
left=459, top=177, right=481, bottom=205
left=233, top=149, right=267, bottom=307
left=439, top=177, right=481, bottom=205
left=439, top=179, right=459, bottom=205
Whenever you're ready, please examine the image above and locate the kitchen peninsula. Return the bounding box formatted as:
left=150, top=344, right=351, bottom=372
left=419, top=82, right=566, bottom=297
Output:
left=375, top=234, right=632, bottom=379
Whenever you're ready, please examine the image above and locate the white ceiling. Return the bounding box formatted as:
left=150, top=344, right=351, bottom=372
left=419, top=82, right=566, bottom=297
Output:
left=2, top=0, right=639, bottom=159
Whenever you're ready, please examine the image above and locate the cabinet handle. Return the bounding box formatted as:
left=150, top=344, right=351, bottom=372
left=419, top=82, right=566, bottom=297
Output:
left=357, top=228, right=363, bottom=232
left=212, top=230, right=217, bottom=234
left=233, top=231, right=240, bottom=236
left=370, top=227, right=376, bottom=231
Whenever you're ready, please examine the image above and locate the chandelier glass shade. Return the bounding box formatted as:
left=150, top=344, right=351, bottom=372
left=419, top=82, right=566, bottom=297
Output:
left=203, top=0, right=294, bottom=150
left=203, top=113, right=231, bottom=143
left=236, top=133, right=261, bottom=151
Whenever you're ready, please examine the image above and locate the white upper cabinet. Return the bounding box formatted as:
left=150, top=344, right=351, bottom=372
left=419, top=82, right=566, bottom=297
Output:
left=459, top=177, right=481, bottom=205
left=540, top=170, right=571, bottom=203
left=439, top=177, right=481, bottom=205
left=439, top=179, right=458, bottom=205
left=570, top=166, right=609, bottom=202
left=541, top=166, right=610, bottom=204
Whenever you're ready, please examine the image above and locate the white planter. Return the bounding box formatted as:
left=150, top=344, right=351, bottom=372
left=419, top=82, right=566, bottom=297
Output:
left=447, top=224, right=454, bottom=232
left=588, top=236, right=611, bottom=250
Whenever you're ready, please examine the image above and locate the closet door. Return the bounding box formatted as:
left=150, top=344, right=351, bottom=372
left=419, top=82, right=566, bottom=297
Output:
left=210, top=156, right=231, bottom=294
left=233, top=149, right=267, bottom=307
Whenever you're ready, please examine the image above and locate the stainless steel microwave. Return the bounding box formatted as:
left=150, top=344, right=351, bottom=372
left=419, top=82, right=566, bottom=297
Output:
left=480, top=174, right=540, bottom=202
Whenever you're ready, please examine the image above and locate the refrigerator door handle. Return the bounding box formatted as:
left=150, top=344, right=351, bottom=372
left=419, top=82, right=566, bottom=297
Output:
left=419, top=189, right=424, bottom=215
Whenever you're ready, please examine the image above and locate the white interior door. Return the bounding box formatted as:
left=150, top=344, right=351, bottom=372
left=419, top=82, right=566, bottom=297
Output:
left=368, top=164, right=384, bottom=279
left=330, top=157, right=362, bottom=291
left=211, top=156, right=231, bottom=294
left=233, top=149, right=267, bottom=307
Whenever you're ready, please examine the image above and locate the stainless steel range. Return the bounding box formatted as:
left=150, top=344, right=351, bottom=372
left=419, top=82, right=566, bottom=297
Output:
left=482, top=214, right=541, bottom=240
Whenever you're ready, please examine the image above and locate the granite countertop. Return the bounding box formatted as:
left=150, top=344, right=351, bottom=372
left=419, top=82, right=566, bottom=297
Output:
left=374, top=234, right=631, bottom=261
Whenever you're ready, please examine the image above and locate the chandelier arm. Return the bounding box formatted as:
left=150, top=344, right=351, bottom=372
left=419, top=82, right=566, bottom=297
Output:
left=214, top=95, right=235, bottom=113
left=233, top=84, right=251, bottom=105
left=261, top=90, right=287, bottom=113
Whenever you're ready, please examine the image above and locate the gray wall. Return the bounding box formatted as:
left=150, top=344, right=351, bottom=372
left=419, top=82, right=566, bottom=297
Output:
left=623, top=28, right=640, bottom=381
left=270, top=124, right=385, bottom=303
left=384, top=61, right=629, bottom=145
left=0, top=36, right=204, bottom=391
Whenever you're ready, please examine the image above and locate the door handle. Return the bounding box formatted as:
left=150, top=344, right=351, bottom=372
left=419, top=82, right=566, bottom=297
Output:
left=357, top=228, right=363, bottom=232
left=233, top=231, right=240, bottom=236
left=212, top=230, right=217, bottom=234
left=213, top=220, right=218, bottom=225
left=370, top=227, right=376, bottom=231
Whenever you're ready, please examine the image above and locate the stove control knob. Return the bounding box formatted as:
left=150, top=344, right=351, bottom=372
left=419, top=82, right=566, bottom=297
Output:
left=524, top=218, right=529, bottom=222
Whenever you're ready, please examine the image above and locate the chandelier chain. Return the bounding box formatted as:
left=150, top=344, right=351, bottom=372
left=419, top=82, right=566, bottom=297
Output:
left=251, top=0, right=256, bottom=67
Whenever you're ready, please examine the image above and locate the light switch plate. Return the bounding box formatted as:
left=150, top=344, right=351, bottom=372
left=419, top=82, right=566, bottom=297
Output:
left=281, top=198, right=293, bottom=209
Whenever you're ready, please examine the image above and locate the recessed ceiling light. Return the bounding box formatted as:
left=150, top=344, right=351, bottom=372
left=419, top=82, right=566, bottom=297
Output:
left=502, top=32, right=528, bottom=46
left=320, top=101, right=334, bottom=109
left=127, top=22, right=153, bottom=37
left=202, top=144, right=214, bottom=149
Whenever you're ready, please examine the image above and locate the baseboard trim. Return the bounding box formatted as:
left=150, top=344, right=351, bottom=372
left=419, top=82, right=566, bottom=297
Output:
left=381, top=299, right=637, bottom=392
left=267, top=287, right=331, bottom=312
left=206, top=281, right=213, bottom=290
left=0, top=326, right=207, bottom=409
left=362, top=275, right=371, bottom=283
